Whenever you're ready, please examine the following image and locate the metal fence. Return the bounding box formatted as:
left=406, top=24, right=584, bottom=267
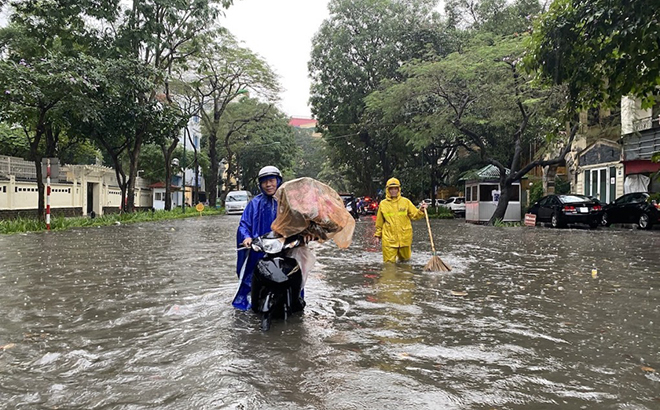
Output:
left=0, top=156, right=36, bottom=180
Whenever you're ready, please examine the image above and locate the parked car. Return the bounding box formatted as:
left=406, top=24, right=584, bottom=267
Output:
left=601, top=192, right=660, bottom=230
left=527, top=194, right=602, bottom=229
left=442, top=196, right=466, bottom=216
left=224, top=190, right=252, bottom=215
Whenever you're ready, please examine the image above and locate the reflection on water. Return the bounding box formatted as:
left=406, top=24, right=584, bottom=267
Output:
left=1, top=217, right=659, bottom=409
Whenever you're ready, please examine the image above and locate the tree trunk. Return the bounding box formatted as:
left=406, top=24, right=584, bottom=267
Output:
left=27, top=123, right=45, bottom=222
left=489, top=177, right=513, bottom=224
left=160, top=137, right=179, bottom=211
left=126, top=130, right=145, bottom=213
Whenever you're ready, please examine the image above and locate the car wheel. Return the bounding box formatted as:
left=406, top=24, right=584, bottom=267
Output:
left=601, top=212, right=611, bottom=227
left=551, top=213, right=564, bottom=228
left=637, top=213, right=652, bottom=230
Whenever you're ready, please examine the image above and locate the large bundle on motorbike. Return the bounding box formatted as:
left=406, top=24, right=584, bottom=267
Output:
left=271, top=177, right=355, bottom=248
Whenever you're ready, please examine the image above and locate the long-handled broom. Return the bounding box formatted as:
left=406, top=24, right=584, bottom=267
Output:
left=423, top=208, right=451, bottom=272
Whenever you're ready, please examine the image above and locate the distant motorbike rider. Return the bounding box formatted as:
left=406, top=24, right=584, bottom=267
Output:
left=374, top=178, right=428, bottom=263
left=349, top=196, right=359, bottom=219
left=233, top=166, right=282, bottom=310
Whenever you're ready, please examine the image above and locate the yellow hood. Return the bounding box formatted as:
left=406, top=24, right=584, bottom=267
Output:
left=385, top=178, right=401, bottom=200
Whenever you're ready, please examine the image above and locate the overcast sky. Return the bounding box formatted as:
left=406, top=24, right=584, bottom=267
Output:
left=221, top=0, right=331, bottom=119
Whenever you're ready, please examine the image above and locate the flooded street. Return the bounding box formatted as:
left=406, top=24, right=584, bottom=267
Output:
left=1, top=216, right=659, bottom=409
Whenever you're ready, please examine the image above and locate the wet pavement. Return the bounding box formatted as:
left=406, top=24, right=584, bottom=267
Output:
left=1, top=216, right=659, bottom=409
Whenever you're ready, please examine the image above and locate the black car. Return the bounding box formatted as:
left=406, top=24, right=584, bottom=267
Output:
left=601, top=192, right=660, bottom=230
left=528, top=194, right=603, bottom=229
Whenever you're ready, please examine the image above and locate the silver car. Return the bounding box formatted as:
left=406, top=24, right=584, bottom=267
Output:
left=224, top=190, right=252, bottom=215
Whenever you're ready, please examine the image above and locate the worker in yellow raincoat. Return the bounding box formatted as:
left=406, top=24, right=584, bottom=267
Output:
left=374, top=178, right=428, bottom=263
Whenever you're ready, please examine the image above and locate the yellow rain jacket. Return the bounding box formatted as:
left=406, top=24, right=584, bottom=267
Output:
left=374, top=178, right=425, bottom=248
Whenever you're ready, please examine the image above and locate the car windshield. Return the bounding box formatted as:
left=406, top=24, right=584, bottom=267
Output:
left=227, top=193, right=248, bottom=202
left=559, top=195, right=590, bottom=204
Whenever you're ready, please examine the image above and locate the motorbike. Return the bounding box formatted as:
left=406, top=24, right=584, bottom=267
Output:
left=249, top=232, right=307, bottom=331
left=345, top=202, right=359, bottom=220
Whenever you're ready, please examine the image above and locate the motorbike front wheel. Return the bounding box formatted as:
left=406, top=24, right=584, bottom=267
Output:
left=259, top=292, right=275, bottom=331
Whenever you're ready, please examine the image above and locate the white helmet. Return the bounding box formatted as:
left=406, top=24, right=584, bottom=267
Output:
left=257, top=165, right=282, bottom=181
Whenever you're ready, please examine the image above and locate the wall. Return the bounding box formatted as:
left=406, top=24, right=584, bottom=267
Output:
left=621, top=96, right=651, bottom=135
left=0, top=162, right=154, bottom=218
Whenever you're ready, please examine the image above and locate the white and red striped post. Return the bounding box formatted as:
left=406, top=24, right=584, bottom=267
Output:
left=46, top=158, right=51, bottom=231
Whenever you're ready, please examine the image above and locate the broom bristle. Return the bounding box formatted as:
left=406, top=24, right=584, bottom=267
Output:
left=424, top=255, right=451, bottom=272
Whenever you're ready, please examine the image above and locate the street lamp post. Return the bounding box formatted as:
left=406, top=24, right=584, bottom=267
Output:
left=171, top=158, right=179, bottom=209
left=182, top=133, right=186, bottom=213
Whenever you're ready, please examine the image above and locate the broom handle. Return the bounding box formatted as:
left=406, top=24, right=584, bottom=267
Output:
left=423, top=208, right=437, bottom=255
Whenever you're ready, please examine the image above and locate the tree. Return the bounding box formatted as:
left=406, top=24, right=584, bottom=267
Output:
left=0, top=54, right=99, bottom=221
left=309, top=0, right=451, bottom=194
left=235, top=108, right=298, bottom=191
left=0, top=0, right=122, bottom=219
left=445, top=0, right=542, bottom=36
left=526, top=0, right=660, bottom=109
left=292, top=127, right=326, bottom=179
left=187, top=35, right=280, bottom=206
left=369, top=34, right=576, bottom=224
left=66, top=58, right=171, bottom=213
left=114, top=0, right=233, bottom=212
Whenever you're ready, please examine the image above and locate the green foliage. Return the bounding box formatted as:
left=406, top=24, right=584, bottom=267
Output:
left=652, top=152, right=660, bottom=163
left=526, top=0, right=660, bottom=109
left=292, top=128, right=326, bottom=179
left=492, top=218, right=523, bottom=227
left=528, top=178, right=544, bottom=208
left=235, top=106, right=298, bottom=191
left=0, top=123, right=30, bottom=157
left=444, top=0, right=541, bottom=36
left=555, top=174, right=570, bottom=195
left=426, top=206, right=455, bottom=219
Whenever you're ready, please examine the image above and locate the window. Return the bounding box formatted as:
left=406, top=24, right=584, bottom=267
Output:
left=479, top=184, right=499, bottom=202
left=155, top=192, right=163, bottom=201
left=465, top=187, right=471, bottom=201
left=584, top=170, right=591, bottom=195
left=227, top=193, right=249, bottom=202
left=630, top=193, right=646, bottom=204
left=472, top=186, right=477, bottom=201
left=509, top=185, right=520, bottom=201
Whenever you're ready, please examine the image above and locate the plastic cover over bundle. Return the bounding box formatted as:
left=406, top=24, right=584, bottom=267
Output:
left=271, top=177, right=355, bottom=248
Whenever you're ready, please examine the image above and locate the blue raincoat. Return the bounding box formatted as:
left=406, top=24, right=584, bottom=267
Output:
left=232, top=179, right=280, bottom=310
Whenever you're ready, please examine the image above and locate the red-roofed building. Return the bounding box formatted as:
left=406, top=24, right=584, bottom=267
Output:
left=289, top=117, right=317, bottom=128
left=289, top=117, right=321, bottom=138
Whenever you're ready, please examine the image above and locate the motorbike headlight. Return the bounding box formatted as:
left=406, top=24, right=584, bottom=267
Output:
left=261, top=238, right=284, bottom=254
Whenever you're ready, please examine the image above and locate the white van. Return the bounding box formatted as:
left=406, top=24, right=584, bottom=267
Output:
left=224, top=190, right=252, bottom=215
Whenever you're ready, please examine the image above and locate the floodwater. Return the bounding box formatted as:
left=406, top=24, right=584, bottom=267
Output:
left=1, top=216, right=659, bottom=410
